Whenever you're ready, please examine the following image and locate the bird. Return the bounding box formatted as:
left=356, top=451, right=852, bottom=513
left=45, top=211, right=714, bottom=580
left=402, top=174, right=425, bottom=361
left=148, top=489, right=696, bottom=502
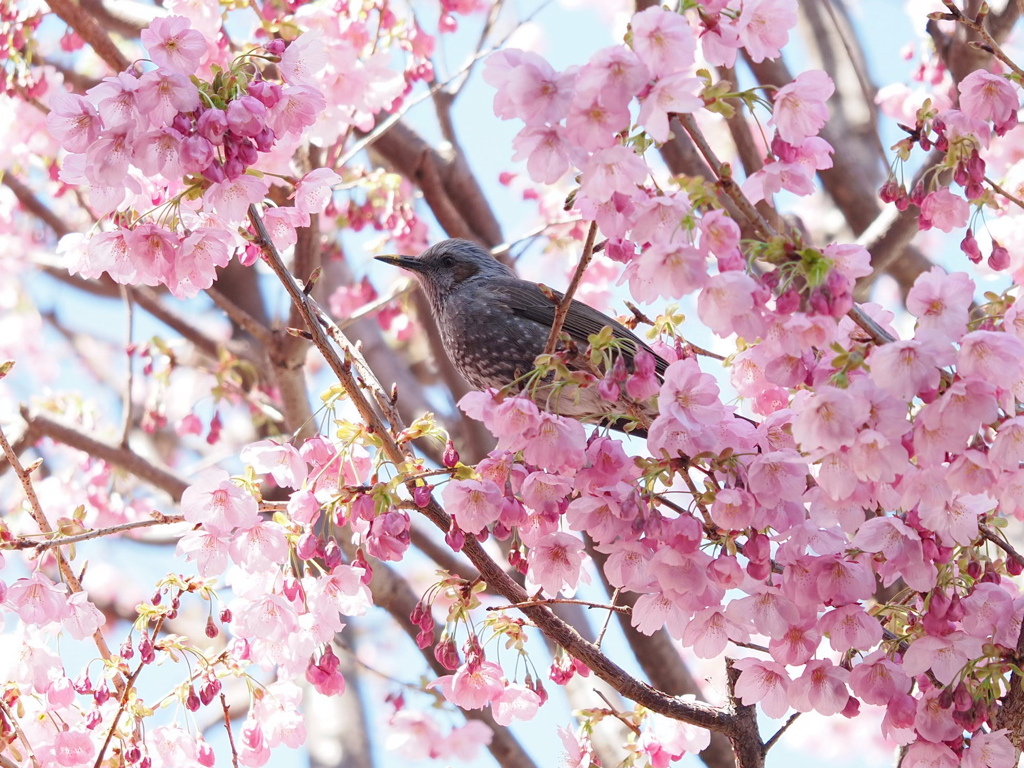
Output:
left=375, top=238, right=668, bottom=437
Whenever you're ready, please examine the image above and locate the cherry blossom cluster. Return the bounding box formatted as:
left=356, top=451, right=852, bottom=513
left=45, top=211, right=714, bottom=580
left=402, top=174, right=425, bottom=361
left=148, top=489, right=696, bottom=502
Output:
left=9, top=1, right=1024, bottom=767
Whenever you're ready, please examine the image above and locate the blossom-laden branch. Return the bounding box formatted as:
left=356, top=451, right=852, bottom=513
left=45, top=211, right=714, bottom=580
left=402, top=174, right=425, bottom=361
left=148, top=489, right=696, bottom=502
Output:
left=250, top=204, right=743, bottom=737
left=0, top=419, right=123, bottom=693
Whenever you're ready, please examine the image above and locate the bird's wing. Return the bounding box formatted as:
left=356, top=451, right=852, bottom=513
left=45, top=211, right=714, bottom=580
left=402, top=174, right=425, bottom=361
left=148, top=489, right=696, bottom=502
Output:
left=497, top=279, right=669, bottom=377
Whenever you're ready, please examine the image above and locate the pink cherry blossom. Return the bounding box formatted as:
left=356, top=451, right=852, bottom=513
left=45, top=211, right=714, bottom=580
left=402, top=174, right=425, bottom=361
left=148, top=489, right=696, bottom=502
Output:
left=430, top=659, right=505, bottom=709
left=919, top=187, right=970, bottom=232
left=141, top=16, right=208, bottom=75
left=293, top=168, right=341, bottom=216
left=7, top=572, right=69, bottom=625
left=241, top=439, right=308, bottom=489
left=731, top=658, right=791, bottom=718
left=491, top=683, right=542, bottom=725
left=177, top=527, right=232, bottom=576
left=206, top=175, right=271, bottom=223
left=902, top=631, right=984, bottom=685
left=957, top=330, right=1024, bottom=382
left=903, top=742, right=958, bottom=768
left=443, top=479, right=503, bottom=534
left=788, top=659, right=849, bottom=716
left=739, top=0, right=797, bottom=63
left=136, top=69, right=200, bottom=124
left=818, top=603, right=882, bottom=652
left=503, top=53, right=577, bottom=126
left=527, top=531, right=586, bottom=596
left=959, top=70, right=1019, bottom=125
left=512, top=125, right=573, bottom=184
left=575, top=47, right=649, bottom=109
left=868, top=334, right=952, bottom=400
left=231, top=521, right=290, bottom=572
left=849, top=652, right=911, bottom=705
left=565, top=93, right=630, bottom=151
left=170, top=228, right=234, bottom=299
left=638, top=73, right=702, bottom=142
left=630, top=6, right=697, bottom=76
left=637, top=714, right=711, bottom=766
left=53, top=728, right=96, bottom=766
left=770, top=70, right=834, bottom=144
left=45, top=90, right=101, bottom=152
left=905, top=267, right=974, bottom=341
left=280, top=34, right=327, bottom=87
left=521, top=413, right=587, bottom=473
left=791, top=386, right=871, bottom=452
left=181, top=468, right=259, bottom=535
left=963, top=730, right=1016, bottom=768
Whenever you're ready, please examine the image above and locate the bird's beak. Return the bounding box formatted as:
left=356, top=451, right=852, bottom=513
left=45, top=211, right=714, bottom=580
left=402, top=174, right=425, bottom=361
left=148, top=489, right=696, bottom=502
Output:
left=375, top=254, right=427, bottom=273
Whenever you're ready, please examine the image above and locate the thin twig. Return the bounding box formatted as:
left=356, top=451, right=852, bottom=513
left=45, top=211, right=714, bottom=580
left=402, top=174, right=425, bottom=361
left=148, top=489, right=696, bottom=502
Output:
left=4, top=514, right=185, bottom=551
left=544, top=221, right=598, bottom=356
left=986, top=176, right=1024, bottom=212
left=335, top=283, right=415, bottom=331
left=979, top=524, right=1024, bottom=563
left=120, top=285, right=135, bottom=448
left=486, top=597, right=631, bottom=614
left=220, top=693, right=241, bottom=768
left=763, top=711, right=801, bottom=752
left=943, top=0, right=1024, bottom=78
left=595, top=588, right=621, bottom=648
left=675, top=113, right=776, bottom=239
left=92, top=662, right=146, bottom=768
left=0, top=698, right=41, bottom=768
left=847, top=304, right=895, bottom=345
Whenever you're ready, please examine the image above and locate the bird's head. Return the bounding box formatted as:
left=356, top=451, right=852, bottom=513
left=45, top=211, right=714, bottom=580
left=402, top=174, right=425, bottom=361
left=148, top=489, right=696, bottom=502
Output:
left=375, top=239, right=513, bottom=309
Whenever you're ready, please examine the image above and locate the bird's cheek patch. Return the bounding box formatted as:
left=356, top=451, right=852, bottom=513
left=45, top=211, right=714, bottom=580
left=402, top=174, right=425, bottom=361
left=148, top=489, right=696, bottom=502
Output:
left=453, top=261, right=480, bottom=283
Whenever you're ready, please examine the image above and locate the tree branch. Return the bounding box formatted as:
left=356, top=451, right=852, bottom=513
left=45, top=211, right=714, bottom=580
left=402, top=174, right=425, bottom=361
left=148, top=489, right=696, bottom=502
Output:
left=21, top=408, right=189, bottom=501
left=45, top=0, right=131, bottom=72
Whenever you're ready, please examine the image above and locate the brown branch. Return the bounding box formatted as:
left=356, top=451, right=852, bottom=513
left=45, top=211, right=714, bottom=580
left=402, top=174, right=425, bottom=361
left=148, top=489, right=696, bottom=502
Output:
left=46, top=0, right=131, bottom=73
left=994, top=598, right=1024, bottom=756
left=942, top=0, right=1024, bottom=79
left=21, top=408, right=189, bottom=501
left=3, top=174, right=72, bottom=237
left=5, top=514, right=184, bottom=551
left=587, top=542, right=736, bottom=768
left=724, top=659, right=764, bottom=768
left=762, top=712, right=801, bottom=752
left=978, top=524, right=1024, bottom=563
left=220, top=693, right=241, bottom=768
left=205, top=286, right=275, bottom=349
left=544, top=221, right=598, bottom=355
left=676, top=114, right=775, bottom=240
left=0, top=698, right=41, bottom=768
left=487, top=597, right=629, bottom=614
left=120, top=286, right=135, bottom=447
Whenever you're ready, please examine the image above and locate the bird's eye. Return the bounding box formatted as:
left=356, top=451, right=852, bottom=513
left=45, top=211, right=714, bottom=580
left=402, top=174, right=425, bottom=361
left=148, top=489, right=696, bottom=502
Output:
left=440, top=255, right=456, bottom=268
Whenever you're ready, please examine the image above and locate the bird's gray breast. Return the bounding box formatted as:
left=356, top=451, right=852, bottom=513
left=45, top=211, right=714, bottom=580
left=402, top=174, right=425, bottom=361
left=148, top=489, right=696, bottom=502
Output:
left=436, top=279, right=548, bottom=391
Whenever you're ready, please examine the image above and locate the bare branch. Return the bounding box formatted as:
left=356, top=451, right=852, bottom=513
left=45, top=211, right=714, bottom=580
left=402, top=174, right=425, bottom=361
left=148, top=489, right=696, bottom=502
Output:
left=21, top=408, right=190, bottom=501
left=544, top=221, right=598, bottom=355
left=45, top=0, right=131, bottom=72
